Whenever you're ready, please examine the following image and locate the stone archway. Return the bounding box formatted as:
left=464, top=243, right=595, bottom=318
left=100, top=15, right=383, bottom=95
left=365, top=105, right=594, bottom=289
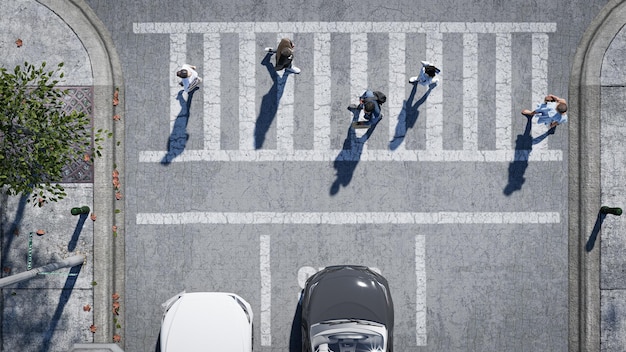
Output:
left=568, top=0, right=626, bottom=351
left=35, top=0, right=126, bottom=348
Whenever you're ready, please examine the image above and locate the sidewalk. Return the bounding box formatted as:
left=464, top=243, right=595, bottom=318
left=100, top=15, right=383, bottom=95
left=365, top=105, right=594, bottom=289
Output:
left=0, top=0, right=124, bottom=351
left=597, top=8, right=626, bottom=350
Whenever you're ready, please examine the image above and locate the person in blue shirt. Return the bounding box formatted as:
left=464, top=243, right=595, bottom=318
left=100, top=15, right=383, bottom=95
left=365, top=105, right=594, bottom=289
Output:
left=522, top=94, right=568, bottom=129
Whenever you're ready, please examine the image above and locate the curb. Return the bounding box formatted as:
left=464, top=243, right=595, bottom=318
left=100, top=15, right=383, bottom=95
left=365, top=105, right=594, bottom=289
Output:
left=36, top=0, right=126, bottom=348
left=568, top=0, right=626, bottom=350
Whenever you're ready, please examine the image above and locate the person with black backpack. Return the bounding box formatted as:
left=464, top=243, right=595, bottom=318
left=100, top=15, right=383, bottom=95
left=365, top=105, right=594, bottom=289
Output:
left=347, top=89, right=386, bottom=122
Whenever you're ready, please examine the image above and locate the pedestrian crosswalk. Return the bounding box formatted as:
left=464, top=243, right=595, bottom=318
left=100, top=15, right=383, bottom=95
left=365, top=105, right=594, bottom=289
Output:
left=134, top=21, right=560, bottom=162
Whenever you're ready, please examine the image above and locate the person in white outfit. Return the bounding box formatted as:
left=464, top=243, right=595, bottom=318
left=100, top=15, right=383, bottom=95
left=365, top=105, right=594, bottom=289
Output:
left=409, top=61, right=440, bottom=88
left=176, top=64, right=202, bottom=92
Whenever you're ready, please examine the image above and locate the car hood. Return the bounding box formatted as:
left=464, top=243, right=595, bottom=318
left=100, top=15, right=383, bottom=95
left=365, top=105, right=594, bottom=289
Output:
left=306, top=267, right=391, bottom=325
left=161, top=292, right=251, bottom=352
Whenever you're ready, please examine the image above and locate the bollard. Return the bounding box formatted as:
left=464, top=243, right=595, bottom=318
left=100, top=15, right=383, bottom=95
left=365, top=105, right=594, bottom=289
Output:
left=600, top=206, right=623, bottom=216
left=70, top=206, right=91, bottom=216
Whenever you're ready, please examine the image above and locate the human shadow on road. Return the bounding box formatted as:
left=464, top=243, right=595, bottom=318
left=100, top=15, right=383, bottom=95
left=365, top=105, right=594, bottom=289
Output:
left=585, top=210, right=607, bottom=252
left=503, top=115, right=533, bottom=195
left=389, top=84, right=432, bottom=150
left=161, top=88, right=198, bottom=165
left=39, top=264, right=82, bottom=352
left=255, top=52, right=290, bottom=149
left=68, top=213, right=88, bottom=251
left=330, top=108, right=379, bottom=196
left=288, top=291, right=304, bottom=352
left=532, top=125, right=557, bottom=145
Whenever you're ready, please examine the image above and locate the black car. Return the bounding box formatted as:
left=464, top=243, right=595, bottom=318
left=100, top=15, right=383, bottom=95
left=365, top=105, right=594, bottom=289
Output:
left=301, top=265, right=394, bottom=352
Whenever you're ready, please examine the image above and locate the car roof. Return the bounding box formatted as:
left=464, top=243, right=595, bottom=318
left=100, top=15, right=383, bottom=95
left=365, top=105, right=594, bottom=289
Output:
left=161, top=292, right=251, bottom=352
left=305, top=266, right=392, bottom=325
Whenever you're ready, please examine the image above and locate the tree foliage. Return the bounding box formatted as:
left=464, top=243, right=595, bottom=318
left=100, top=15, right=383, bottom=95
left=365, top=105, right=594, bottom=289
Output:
left=0, top=61, right=91, bottom=205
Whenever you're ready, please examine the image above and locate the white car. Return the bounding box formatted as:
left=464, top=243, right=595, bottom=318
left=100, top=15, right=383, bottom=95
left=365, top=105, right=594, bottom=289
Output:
left=160, top=292, right=253, bottom=351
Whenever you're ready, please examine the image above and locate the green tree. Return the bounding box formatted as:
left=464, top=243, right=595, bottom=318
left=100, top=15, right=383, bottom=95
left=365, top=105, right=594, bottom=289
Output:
left=0, top=61, right=91, bottom=205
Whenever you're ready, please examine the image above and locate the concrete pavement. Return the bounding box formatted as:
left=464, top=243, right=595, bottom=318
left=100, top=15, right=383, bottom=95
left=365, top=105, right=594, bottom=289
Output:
left=0, top=0, right=124, bottom=351
left=0, top=0, right=624, bottom=351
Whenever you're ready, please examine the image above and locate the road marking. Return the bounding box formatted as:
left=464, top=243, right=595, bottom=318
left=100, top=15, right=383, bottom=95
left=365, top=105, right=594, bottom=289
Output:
left=133, top=22, right=557, bottom=34
left=170, top=33, right=186, bottom=134
left=136, top=211, right=560, bottom=225
left=277, top=33, right=295, bottom=151
left=260, top=234, right=271, bottom=346
left=204, top=33, right=221, bottom=150
left=463, top=33, right=478, bottom=151
left=426, top=32, right=443, bottom=151
left=134, top=21, right=560, bottom=163
left=531, top=33, right=551, bottom=148
left=388, top=32, right=406, bottom=149
left=495, top=33, right=512, bottom=150
left=314, top=32, right=331, bottom=150
left=416, top=235, right=426, bottom=346
left=138, top=149, right=562, bottom=162
left=240, top=32, right=256, bottom=150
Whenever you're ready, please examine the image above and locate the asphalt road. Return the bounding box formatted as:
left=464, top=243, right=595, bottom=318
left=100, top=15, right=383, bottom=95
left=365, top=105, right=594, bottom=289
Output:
left=84, top=0, right=610, bottom=351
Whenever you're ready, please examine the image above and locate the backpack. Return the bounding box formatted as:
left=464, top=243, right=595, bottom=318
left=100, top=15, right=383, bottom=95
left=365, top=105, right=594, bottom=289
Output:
left=373, top=91, right=386, bottom=105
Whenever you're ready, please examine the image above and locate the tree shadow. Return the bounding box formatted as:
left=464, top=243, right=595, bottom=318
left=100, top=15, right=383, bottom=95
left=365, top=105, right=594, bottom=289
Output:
left=585, top=210, right=607, bottom=252
left=255, top=53, right=291, bottom=149
left=389, top=85, right=431, bottom=150
left=288, top=291, right=304, bottom=352
left=161, top=88, right=198, bottom=165
left=330, top=108, right=379, bottom=196
left=1, top=194, right=28, bottom=273
left=67, top=213, right=88, bottom=252
left=38, top=264, right=82, bottom=352
left=503, top=115, right=533, bottom=195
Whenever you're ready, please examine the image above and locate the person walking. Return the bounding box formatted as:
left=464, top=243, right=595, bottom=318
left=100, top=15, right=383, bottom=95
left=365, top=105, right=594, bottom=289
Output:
left=521, top=94, right=568, bottom=131
left=264, top=38, right=301, bottom=74
left=348, top=89, right=384, bottom=123
left=409, top=61, right=440, bottom=88
left=176, top=64, right=202, bottom=92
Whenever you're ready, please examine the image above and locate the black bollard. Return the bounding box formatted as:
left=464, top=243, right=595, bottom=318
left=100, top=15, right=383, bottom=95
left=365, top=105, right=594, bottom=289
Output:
left=70, top=206, right=91, bottom=216
left=600, top=206, right=623, bottom=216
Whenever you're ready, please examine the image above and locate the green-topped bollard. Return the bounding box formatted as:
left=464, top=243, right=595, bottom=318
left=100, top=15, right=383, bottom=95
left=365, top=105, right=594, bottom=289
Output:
left=601, top=206, right=623, bottom=216
left=70, top=206, right=91, bottom=216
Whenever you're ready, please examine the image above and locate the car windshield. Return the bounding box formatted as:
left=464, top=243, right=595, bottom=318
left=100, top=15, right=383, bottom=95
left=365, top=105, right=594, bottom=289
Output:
left=315, top=337, right=384, bottom=352
left=311, top=320, right=386, bottom=352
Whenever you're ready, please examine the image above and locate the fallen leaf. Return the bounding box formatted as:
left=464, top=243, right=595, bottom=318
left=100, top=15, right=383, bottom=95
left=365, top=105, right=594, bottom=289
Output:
left=113, top=89, right=119, bottom=106
left=112, top=293, right=120, bottom=301
left=113, top=114, right=121, bottom=121
left=15, top=39, right=23, bottom=47
left=83, top=304, right=91, bottom=312
left=38, top=198, right=45, bottom=206
left=112, top=334, right=121, bottom=342
left=89, top=325, right=97, bottom=333
left=115, top=192, right=123, bottom=200
left=36, top=229, right=45, bottom=236
left=84, top=154, right=91, bottom=162
left=112, top=169, right=119, bottom=177
left=90, top=213, right=97, bottom=221
left=112, top=225, right=118, bottom=232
